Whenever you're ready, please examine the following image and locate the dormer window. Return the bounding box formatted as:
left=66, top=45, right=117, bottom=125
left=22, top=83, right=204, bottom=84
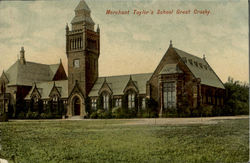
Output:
left=182, top=57, right=187, bottom=63
left=194, top=61, right=198, bottom=67
left=199, top=63, right=203, bottom=68
left=188, top=59, right=193, bottom=65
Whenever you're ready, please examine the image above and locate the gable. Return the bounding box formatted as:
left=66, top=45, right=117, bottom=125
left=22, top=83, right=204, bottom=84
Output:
left=52, top=63, right=68, bottom=81
left=0, top=71, right=9, bottom=84
left=69, top=81, right=84, bottom=99
left=89, top=73, right=152, bottom=97
left=98, top=80, right=113, bottom=95
left=49, top=84, right=61, bottom=98
left=159, top=64, right=183, bottom=75
left=30, top=85, right=41, bottom=100
left=123, top=77, right=139, bottom=94
left=149, top=47, right=185, bottom=83
left=25, top=80, right=68, bottom=100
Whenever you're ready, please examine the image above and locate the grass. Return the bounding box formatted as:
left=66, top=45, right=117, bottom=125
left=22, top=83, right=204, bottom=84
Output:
left=0, top=118, right=249, bottom=163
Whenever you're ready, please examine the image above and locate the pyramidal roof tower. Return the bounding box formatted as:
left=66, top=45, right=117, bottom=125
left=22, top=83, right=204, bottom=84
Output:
left=71, top=0, right=95, bottom=30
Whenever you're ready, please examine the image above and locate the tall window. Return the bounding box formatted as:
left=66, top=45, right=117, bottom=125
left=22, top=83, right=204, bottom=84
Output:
left=103, top=93, right=109, bottom=110
left=128, top=93, right=135, bottom=109
left=91, top=99, right=97, bottom=110
left=142, top=98, right=146, bottom=109
left=163, top=82, right=176, bottom=109
left=115, top=98, right=122, bottom=107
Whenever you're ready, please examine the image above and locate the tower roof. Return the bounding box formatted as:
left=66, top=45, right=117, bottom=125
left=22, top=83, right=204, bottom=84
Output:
left=71, top=0, right=95, bottom=28
left=75, top=0, right=90, bottom=11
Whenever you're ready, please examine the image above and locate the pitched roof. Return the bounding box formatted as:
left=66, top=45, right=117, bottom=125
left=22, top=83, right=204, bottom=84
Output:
left=75, top=0, right=90, bottom=11
left=159, top=63, right=183, bottom=75
left=25, top=80, right=68, bottom=100
left=71, top=15, right=95, bottom=25
left=5, top=60, right=60, bottom=86
left=89, top=73, right=152, bottom=97
left=71, top=0, right=94, bottom=25
left=173, top=48, right=225, bottom=89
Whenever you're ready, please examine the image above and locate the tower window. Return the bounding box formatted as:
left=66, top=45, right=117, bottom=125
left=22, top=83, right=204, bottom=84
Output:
left=73, top=59, right=80, bottom=68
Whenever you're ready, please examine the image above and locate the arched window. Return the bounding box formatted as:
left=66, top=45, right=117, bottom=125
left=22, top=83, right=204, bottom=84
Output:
left=103, top=92, right=109, bottom=110
left=128, top=92, right=135, bottom=109
left=91, top=99, right=97, bottom=110
left=142, top=98, right=146, bottom=109
left=163, top=82, right=176, bottom=109
left=115, top=98, right=122, bottom=107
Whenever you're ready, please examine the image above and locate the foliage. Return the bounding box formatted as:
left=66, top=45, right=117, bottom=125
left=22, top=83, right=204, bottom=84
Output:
left=0, top=118, right=248, bottom=162
left=16, top=112, right=26, bottom=119
left=85, top=96, right=91, bottom=116
left=0, top=112, right=8, bottom=122
left=97, top=95, right=103, bottom=110
left=162, top=107, right=178, bottom=118
left=90, top=111, right=98, bottom=119
left=223, top=77, right=249, bottom=115
left=142, top=98, right=158, bottom=118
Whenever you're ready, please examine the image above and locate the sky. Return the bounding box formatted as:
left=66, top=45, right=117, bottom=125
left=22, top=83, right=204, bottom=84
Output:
left=0, top=0, right=248, bottom=83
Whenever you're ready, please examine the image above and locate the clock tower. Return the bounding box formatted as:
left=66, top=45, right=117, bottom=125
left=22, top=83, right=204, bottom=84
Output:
left=66, top=0, right=100, bottom=116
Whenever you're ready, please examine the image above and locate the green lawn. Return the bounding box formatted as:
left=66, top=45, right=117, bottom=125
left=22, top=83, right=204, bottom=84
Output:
left=0, top=118, right=249, bottom=163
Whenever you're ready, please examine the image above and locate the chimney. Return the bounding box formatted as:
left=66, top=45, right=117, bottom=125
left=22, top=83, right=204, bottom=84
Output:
left=203, top=54, right=206, bottom=60
left=169, top=40, right=173, bottom=48
left=97, top=24, right=100, bottom=33
left=20, top=47, right=26, bottom=65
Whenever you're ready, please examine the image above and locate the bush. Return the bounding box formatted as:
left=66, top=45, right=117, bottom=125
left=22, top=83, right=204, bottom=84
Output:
left=90, top=111, right=98, bottom=119
left=103, top=111, right=112, bottom=119
left=26, top=111, right=40, bottom=119
left=112, top=107, right=121, bottom=118
left=223, top=78, right=249, bottom=116
left=40, top=113, right=47, bottom=119
left=0, top=113, right=8, bottom=122
left=200, top=105, right=213, bottom=117
left=17, top=112, right=26, bottom=119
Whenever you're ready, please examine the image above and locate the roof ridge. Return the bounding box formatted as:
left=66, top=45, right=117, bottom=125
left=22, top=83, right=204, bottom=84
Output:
left=26, top=61, right=59, bottom=66
left=174, top=47, right=204, bottom=61
left=99, top=72, right=153, bottom=78
left=35, top=80, right=68, bottom=84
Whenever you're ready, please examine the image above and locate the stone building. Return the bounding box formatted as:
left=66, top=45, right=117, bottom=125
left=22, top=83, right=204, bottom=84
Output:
left=0, top=0, right=225, bottom=118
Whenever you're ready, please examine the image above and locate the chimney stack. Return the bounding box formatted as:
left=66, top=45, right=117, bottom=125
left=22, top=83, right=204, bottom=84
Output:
left=20, top=47, right=26, bottom=65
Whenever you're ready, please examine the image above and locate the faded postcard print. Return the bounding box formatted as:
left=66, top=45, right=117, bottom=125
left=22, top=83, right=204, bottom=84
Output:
left=0, top=0, right=248, bottom=162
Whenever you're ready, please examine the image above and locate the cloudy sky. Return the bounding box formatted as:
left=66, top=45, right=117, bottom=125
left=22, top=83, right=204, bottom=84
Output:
left=0, top=0, right=248, bottom=83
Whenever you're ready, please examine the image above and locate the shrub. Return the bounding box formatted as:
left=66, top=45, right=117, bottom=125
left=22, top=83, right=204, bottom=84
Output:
left=103, top=111, right=112, bottom=119
left=0, top=113, right=8, bottom=122
left=26, top=110, right=32, bottom=119
left=90, top=111, right=98, bottom=119
left=97, top=109, right=105, bottom=119
left=111, top=107, right=121, bottom=118
left=40, top=113, right=47, bottom=119
left=177, top=105, right=191, bottom=117
left=17, top=112, right=26, bottom=119
left=200, top=105, right=213, bottom=117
